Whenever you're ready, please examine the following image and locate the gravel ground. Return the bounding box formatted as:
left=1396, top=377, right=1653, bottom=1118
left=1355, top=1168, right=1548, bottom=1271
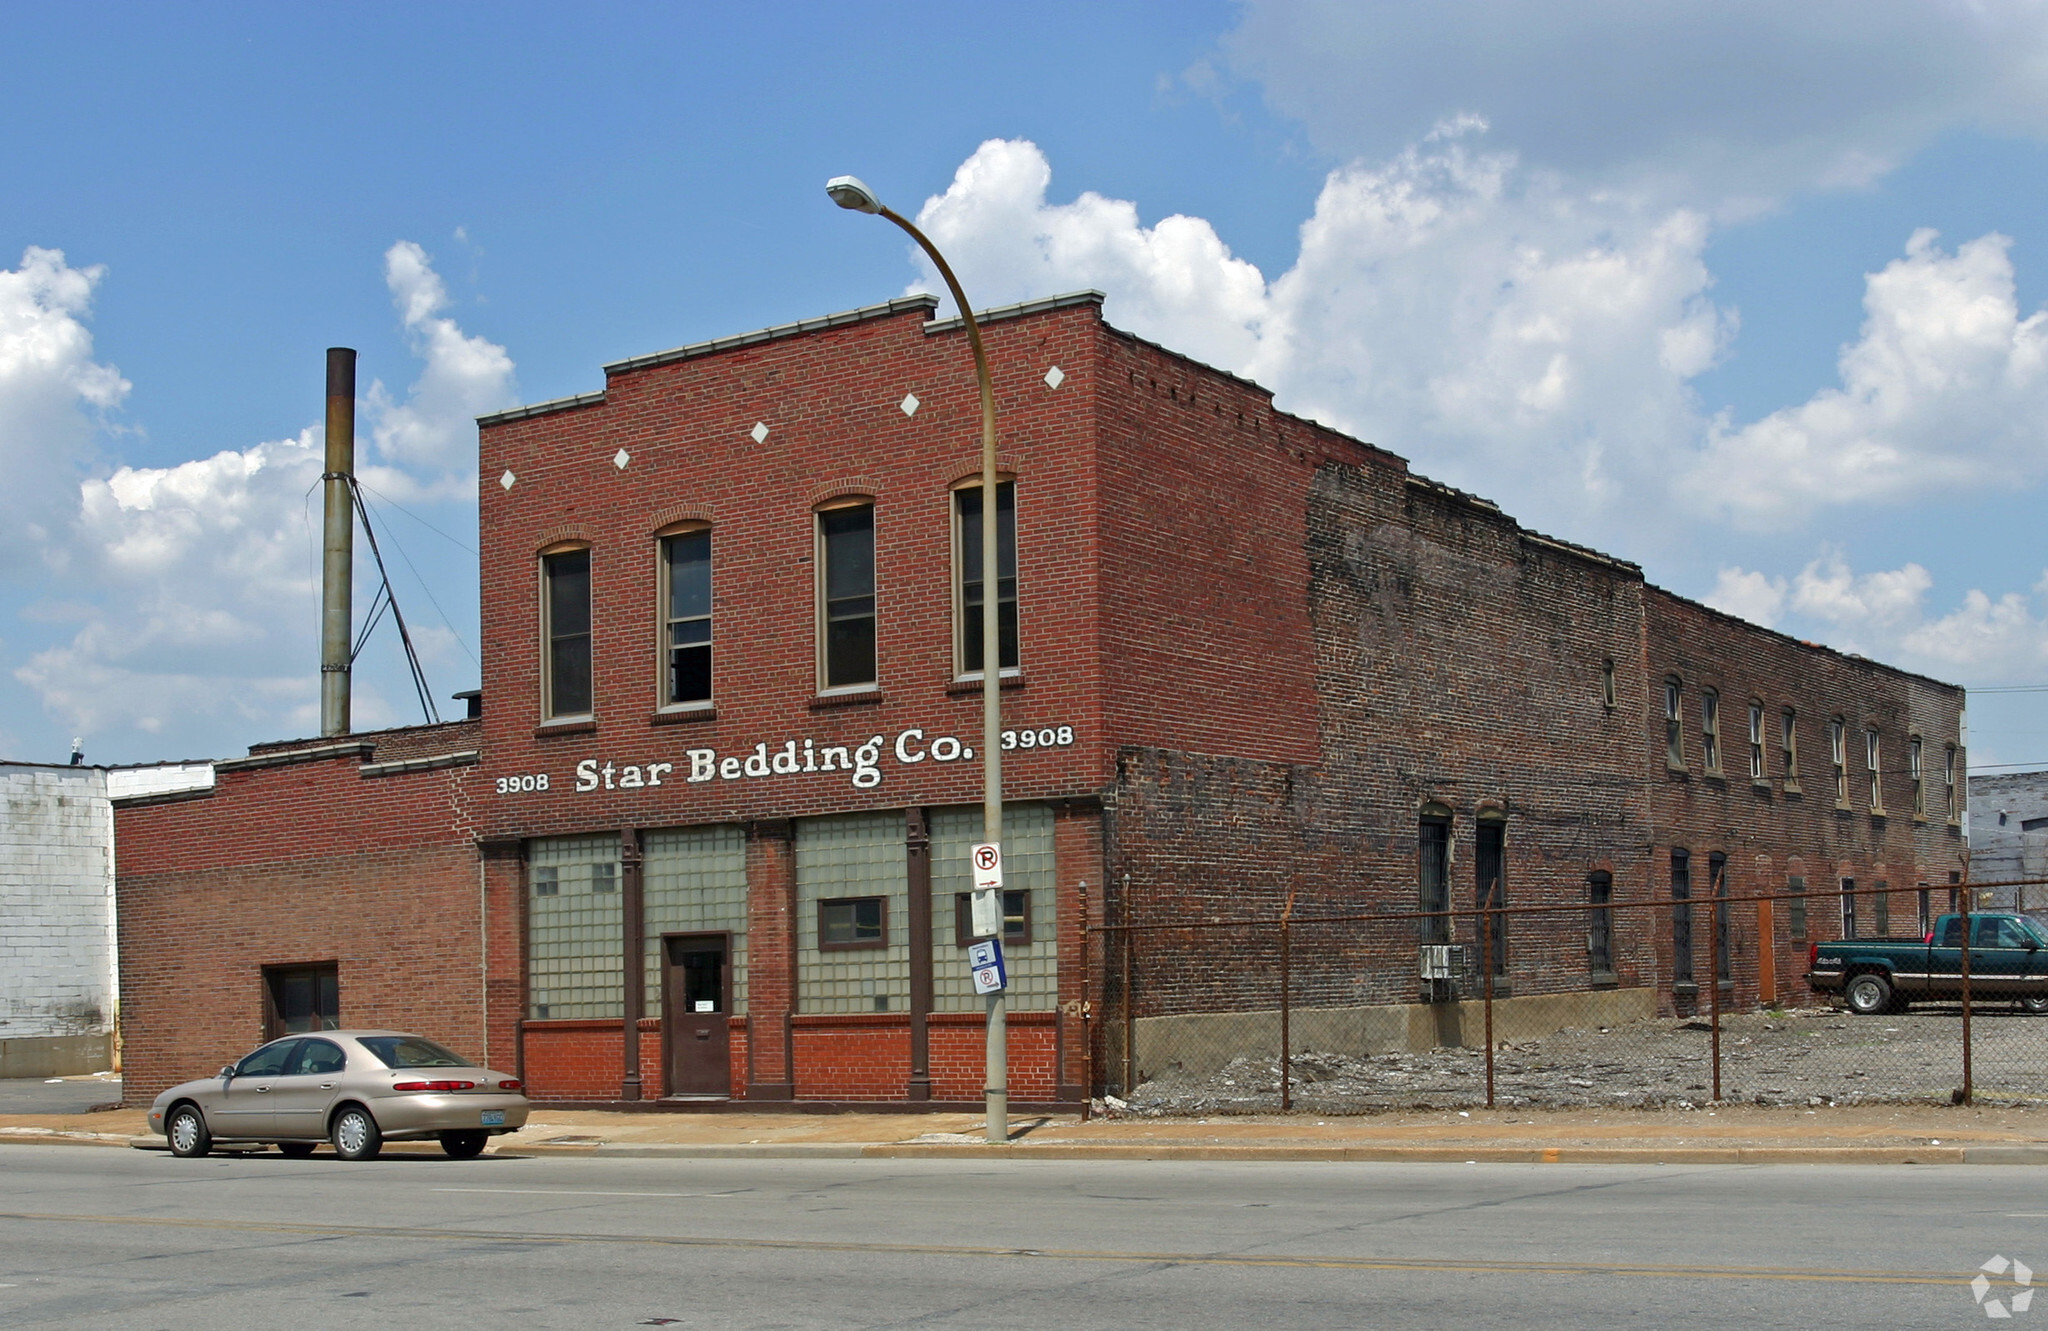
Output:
left=1118, top=1005, right=2048, bottom=1114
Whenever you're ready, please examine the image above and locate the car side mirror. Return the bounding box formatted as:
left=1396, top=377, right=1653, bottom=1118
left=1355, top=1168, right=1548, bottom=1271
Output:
left=219, top=1066, right=235, bottom=1080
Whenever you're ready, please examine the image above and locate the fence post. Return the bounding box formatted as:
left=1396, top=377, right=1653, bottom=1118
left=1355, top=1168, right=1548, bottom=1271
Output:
left=1708, top=891, right=1722, bottom=1103
left=1121, top=924, right=1135, bottom=1098
left=1960, top=882, right=1974, bottom=1104
left=1078, top=890, right=1091, bottom=1120
left=1481, top=906, right=1495, bottom=1110
left=1280, top=889, right=1296, bottom=1113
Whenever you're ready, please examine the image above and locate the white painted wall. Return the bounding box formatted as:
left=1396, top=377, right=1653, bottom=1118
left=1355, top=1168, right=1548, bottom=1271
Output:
left=0, top=763, right=116, bottom=1040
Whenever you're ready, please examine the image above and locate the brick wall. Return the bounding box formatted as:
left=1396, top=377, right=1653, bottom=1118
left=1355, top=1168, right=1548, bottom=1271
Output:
left=114, top=723, right=484, bottom=1104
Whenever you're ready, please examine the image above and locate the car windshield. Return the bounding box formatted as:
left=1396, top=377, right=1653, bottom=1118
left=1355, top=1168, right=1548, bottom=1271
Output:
left=357, top=1036, right=472, bottom=1069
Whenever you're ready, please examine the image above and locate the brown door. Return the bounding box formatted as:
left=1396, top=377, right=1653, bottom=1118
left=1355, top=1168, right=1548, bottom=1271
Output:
left=663, top=933, right=731, bottom=1098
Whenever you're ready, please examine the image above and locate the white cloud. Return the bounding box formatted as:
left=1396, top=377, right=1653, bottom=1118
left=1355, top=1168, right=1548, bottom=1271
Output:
left=12, top=243, right=501, bottom=753
left=1686, top=229, right=2048, bottom=525
left=0, top=247, right=129, bottom=572
left=912, top=135, right=1733, bottom=537
left=366, top=240, right=516, bottom=480
left=1220, top=0, right=2048, bottom=210
left=1708, top=550, right=2048, bottom=680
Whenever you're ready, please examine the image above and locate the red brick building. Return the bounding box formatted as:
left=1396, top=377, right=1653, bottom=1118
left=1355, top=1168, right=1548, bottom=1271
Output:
left=114, top=291, right=1967, bottom=1108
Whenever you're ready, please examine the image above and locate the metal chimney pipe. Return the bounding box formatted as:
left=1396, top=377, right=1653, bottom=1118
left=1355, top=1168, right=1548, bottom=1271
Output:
left=320, top=348, right=357, bottom=737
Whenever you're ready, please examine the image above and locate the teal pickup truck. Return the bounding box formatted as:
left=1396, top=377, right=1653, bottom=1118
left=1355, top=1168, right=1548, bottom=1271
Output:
left=1806, top=912, right=2048, bottom=1015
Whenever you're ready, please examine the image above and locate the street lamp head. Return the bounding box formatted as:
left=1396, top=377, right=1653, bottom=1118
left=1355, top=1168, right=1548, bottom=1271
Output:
left=825, top=175, right=884, bottom=215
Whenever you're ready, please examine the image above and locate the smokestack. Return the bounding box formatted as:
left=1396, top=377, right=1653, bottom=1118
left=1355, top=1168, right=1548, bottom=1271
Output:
left=320, top=348, right=356, bottom=737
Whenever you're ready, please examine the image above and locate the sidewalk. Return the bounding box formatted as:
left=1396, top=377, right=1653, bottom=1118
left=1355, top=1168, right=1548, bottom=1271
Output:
left=6, top=1101, right=2048, bottom=1164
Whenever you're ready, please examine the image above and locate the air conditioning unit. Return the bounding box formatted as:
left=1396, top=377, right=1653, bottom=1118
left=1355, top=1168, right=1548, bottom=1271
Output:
left=1420, top=944, right=1469, bottom=1002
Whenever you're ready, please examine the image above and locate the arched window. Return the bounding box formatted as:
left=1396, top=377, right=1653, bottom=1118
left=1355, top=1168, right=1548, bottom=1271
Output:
left=1418, top=802, right=1452, bottom=945
left=658, top=523, right=712, bottom=707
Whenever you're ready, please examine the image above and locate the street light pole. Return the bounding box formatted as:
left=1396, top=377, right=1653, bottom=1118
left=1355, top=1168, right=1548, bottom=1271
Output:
left=828, top=176, right=1007, bottom=1144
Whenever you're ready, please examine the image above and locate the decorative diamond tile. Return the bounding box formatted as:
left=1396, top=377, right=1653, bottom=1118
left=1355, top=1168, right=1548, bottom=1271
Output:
left=499, top=470, right=516, bottom=491
left=613, top=448, right=630, bottom=470
left=1043, top=365, right=1065, bottom=389
left=899, top=392, right=920, bottom=417
left=750, top=421, right=769, bottom=444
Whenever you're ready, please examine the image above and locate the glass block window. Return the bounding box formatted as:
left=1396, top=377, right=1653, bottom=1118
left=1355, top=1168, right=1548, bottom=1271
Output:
left=642, top=824, right=748, bottom=1016
left=796, top=812, right=907, bottom=1013
left=527, top=834, right=623, bottom=1020
left=931, top=803, right=1055, bottom=1012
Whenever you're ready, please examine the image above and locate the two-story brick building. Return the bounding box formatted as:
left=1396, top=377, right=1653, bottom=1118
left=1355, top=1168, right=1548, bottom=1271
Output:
left=114, top=290, right=1968, bottom=1109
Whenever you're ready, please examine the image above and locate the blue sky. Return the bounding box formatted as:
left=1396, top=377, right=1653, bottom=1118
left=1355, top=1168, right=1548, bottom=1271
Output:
left=5, top=1, right=2048, bottom=771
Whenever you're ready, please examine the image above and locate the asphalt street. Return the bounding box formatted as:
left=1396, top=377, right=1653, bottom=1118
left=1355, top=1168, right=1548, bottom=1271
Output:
left=0, top=1145, right=2036, bottom=1328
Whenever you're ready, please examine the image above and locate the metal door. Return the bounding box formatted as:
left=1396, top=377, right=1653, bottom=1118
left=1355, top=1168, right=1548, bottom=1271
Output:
left=662, top=934, right=731, bottom=1098
left=268, top=1036, right=347, bottom=1138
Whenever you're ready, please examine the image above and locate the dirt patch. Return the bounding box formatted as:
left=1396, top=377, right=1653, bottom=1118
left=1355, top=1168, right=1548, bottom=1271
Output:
left=1116, top=1006, right=2048, bottom=1115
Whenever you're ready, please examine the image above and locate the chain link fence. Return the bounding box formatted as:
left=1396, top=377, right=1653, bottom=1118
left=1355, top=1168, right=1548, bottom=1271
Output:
left=1086, top=879, right=2048, bottom=1114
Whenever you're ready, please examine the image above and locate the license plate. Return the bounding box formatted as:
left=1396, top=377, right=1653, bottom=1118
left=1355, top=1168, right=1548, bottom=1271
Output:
left=480, top=1110, right=505, bottom=1126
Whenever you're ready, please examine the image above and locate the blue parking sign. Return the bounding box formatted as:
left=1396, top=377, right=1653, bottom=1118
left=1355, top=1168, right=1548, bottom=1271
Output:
left=967, top=938, right=1007, bottom=994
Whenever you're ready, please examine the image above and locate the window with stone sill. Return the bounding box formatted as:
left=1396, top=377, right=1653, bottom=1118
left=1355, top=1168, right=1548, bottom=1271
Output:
left=1830, top=717, right=1848, bottom=806
left=953, top=479, right=1018, bottom=678
left=541, top=546, right=592, bottom=719
left=1702, top=689, right=1722, bottom=774
left=1664, top=678, right=1684, bottom=767
left=659, top=526, right=712, bottom=708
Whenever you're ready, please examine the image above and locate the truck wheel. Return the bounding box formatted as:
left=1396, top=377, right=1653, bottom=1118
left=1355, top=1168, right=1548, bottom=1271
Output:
left=1845, top=972, right=1894, bottom=1015
left=2021, top=993, right=2048, bottom=1016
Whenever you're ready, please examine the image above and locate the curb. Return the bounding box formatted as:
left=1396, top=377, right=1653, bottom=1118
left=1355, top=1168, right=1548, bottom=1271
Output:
left=0, top=1133, right=2032, bottom=1165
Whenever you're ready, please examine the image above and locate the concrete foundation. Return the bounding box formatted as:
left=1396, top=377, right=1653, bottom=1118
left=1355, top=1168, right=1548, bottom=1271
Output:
left=1130, top=988, right=1658, bottom=1082
left=0, top=1032, right=115, bottom=1079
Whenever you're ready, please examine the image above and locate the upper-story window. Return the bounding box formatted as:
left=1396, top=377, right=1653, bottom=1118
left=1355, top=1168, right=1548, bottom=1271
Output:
left=1909, top=736, right=1924, bottom=818
left=1701, top=689, right=1721, bottom=774
left=1600, top=659, right=1616, bottom=710
left=1664, top=678, right=1683, bottom=767
left=1865, top=727, right=1883, bottom=812
left=1748, top=702, right=1765, bottom=781
left=1782, top=707, right=1800, bottom=790
left=953, top=479, right=1018, bottom=677
left=660, top=527, right=712, bottom=707
left=1946, top=744, right=1959, bottom=822
left=541, top=546, right=592, bottom=719
left=817, top=501, right=877, bottom=690
left=1829, top=717, right=1848, bottom=806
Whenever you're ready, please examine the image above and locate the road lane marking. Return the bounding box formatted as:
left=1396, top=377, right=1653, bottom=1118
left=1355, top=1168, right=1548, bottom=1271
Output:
left=432, top=1188, right=743, bottom=1199
left=0, top=1211, right=1982, bottom=1287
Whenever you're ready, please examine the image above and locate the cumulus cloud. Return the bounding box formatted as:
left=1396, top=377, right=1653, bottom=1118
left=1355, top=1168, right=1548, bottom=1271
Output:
left=0, top=247, right=130, bottom=571
left=12, top=242, right=502, bottom=752
left=912, top=134, right=1733, bottom=536
left=366, top=240, right=517, bottom=481
left=1707, top=551, right=2048, bottom=680
left=1685, top=229, right=2048, bottom=526
left=1220, top=0, right=2048, bottom=210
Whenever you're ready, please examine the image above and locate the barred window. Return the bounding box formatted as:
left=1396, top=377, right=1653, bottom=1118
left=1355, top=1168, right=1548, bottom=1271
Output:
left=1788, top=874, right=1807, bottom=940
left=1671, top=849, right=1694, bottom=985
left=1710, top=852, right=1730, bottom=983
left=1419, top=806, right=1452, bottom=944
left=1840, top=877, right=1857, bottom=939
left=1587, top=872, right=1615, bottom=977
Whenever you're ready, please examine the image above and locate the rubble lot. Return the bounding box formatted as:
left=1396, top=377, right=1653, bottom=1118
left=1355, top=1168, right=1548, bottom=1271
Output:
left=1117, top=1005, right=2048, bottom=1114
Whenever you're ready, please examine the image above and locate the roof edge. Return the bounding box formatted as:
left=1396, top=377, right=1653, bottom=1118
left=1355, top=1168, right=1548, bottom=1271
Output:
left=600, top=293, right=940, bottom=377
left=922, top=290, right=1105, bottom=335
left=478, top=390, right=607, bottom=428
left=1647, top=583, right=1967, bottom=695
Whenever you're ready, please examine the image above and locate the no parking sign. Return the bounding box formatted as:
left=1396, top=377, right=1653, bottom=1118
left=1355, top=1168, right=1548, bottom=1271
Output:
left=968, top=938, right=1007, bottom=995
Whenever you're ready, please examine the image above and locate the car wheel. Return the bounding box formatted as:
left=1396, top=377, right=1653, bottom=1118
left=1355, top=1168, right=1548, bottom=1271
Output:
left=1844, top=971, right=1893, bottom=1015
left=331, top=1106, right=383, bottom=1161
left=2021, top=993, right=2048, bottom=1016
left=167, top=1104, right=211, bottom=1158
left=439, top=1130, right=488, bottom=1159
left=277, top=1141, right=317, bottom=1158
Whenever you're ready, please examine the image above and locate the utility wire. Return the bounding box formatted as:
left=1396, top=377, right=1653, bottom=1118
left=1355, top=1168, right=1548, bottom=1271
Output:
left=348, top=480, right=439, bottom=725
left=355, top=490, right=480, bottom=668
